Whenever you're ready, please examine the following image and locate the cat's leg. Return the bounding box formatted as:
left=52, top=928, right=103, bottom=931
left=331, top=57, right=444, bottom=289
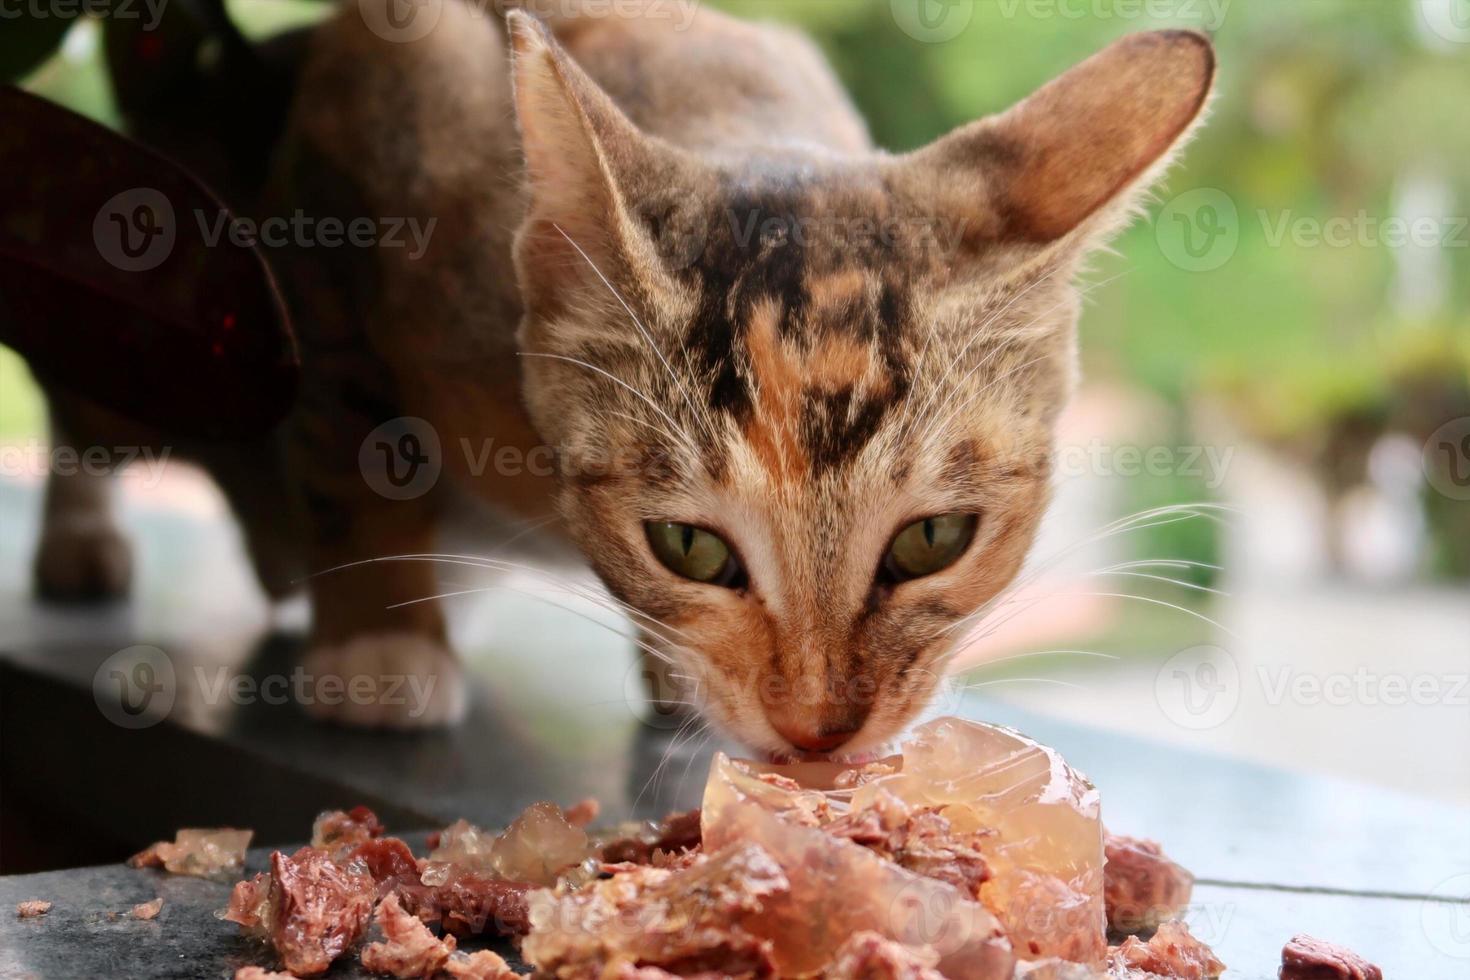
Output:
left=32, top=398, right=133, bottom=601
left=286, top=360, right=465, bottom=728
left=297, top=484, right=466, bottom=728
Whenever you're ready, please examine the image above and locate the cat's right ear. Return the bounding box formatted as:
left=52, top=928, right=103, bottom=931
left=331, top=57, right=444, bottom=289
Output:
left=507, top=11, right=688, bottom=320
left=893, top=30, right=1216, bottom=265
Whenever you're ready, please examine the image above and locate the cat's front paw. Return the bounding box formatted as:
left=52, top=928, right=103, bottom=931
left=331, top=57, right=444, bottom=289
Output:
left=33, top=520, right=133, bottom=602
left=302, top=632, right=466, bottom=729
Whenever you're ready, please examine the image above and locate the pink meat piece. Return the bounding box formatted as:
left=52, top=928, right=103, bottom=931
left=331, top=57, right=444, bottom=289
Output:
left=130, top=898, right=163, bottom=920
left=267, top=847, right=377, bottom=975
left=824, top=931, right=947, bottom=980
left=233, top=968, right=298, bottom=980
left=311, top=806, right=385, bottom=860
left=360, top=893, right=456, bottom=978
left=1103, top=834, right=1194, bottom=934
left=521, top=842, right=786, bottom=979
left=15, top=900, right=51, bottom=918
left=1279, top=934, right=1382, bottom=980
left=1111, top=920, right=1225, bottom=979
left=443, top=949, right=520, bottom=979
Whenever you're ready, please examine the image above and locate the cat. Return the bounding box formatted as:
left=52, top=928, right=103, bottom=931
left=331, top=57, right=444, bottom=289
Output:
left=32, top=0, right=1214, bottom=756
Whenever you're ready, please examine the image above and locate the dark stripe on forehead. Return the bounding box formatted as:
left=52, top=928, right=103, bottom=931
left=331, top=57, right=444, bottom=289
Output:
left=679, top=176, right=919, bottom=464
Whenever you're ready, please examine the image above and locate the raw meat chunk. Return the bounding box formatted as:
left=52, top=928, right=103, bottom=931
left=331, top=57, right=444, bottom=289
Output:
left=15, top=900, right=51, bottom=918
left=703, top=753, right=1014, bottom=979
left=1110, top=920, right=1225, bottom=979
left=360, top=893, right=456, bottom=978
left=311, top=806, right=385, bottom=859
left=1103, top=834, right=1193, bottom=934
left=825, top=931, right=947, bottom=980
left=1279, top=934, right=1382, bottom=980
left=521, top=842, right=787, bottom=979
left=130, top=898, right=163, bottom=920
left=398, top=866, right=534, bottom=937
left=444, top=949, right=520, bottom=979
left=267, top=847, right=377, bottom=975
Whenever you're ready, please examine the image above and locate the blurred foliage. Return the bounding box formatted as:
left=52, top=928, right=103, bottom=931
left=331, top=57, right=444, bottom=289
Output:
left=6, top=1, right=1468, bottom=574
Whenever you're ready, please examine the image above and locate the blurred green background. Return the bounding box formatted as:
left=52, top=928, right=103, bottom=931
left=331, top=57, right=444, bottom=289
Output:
left=8, top=0, right=1469, bottom=580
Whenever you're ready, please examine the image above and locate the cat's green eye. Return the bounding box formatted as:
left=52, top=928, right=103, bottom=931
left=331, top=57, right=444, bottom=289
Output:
left=646, top=522, right=740, bottom=586
left=884, top=513, right=978, bottom=581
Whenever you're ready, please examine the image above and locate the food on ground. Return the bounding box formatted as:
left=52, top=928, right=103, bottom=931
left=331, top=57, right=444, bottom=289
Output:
left=825, top=931, right=947, bottom=980
left=128, top=827, right=252, bottom=878
left=442, top=949, right=519, bottom=980
left=361, top=893, right=457, bottom=978
left=15, top=900, right=51, bottom=918
left=1278, top=934, right=1383, bottom=980
left=121, top=719, right=1371, bottom=979
left=1101, top=834, right=1194, bottom=934
left=130, top=897, right=164, bottom=920
left=523, top=842, right=786, bottom=978
left=1110, top=921, right=1225, bottom=979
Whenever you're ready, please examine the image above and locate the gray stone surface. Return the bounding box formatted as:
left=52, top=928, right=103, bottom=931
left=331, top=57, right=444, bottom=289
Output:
left=0, top=841, right=526, bottom=980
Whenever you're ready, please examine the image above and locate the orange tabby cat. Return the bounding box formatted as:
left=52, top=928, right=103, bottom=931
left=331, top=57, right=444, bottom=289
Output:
left=33, top=1, right=1214, bottom=754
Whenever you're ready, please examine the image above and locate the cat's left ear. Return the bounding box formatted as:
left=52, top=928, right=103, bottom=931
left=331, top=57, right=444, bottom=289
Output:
left=893, top=29, right=1216, bottom=258
left=507, top=11, right=697, bottom=319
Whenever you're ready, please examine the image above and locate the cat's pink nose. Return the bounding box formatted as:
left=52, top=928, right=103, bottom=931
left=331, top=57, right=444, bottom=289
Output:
left=772, top=720, right=859, bottom=754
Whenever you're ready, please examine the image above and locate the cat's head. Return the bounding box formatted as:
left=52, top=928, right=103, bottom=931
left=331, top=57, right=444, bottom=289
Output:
left=507, top=13, right=1214, bottom=758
